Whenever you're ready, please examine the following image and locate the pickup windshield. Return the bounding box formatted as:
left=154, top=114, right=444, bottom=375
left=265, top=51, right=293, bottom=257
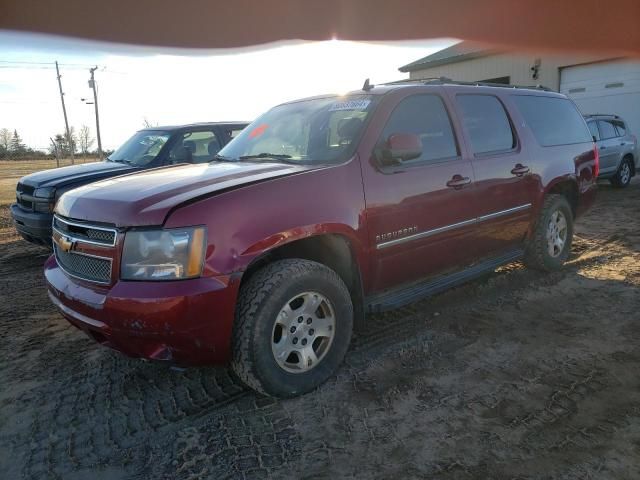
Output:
left=108, top=130, right=171, bottom=166
left=216, top=95, right=377, bottom=165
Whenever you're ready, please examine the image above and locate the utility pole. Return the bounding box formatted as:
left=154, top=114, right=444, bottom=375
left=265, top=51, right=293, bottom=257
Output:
left=89, top=67, right=103, bottom=160
left=55, top=61, right=75, bottom=164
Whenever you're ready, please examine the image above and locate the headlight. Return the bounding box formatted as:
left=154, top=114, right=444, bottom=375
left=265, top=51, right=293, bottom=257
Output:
left=34, top=187, right=55, bottom=198
left=121, top=227, right=206, bottom=280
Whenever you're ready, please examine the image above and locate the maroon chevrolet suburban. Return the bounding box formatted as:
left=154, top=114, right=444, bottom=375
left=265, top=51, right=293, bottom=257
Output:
left=45, top=80, right=598, bottom=397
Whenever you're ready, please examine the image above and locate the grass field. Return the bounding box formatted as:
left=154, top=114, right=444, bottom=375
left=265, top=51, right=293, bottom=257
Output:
left=0, top=157, right=99, bottom=203
left=0, top=158, right=98, bottom=236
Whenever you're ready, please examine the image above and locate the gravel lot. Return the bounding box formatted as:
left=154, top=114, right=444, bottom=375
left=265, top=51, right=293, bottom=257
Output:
left=1, top=179, right=639, bottom=479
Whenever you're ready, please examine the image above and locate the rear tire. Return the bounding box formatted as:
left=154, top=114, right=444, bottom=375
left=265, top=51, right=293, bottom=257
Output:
left=524, top=194, right=574, bottom=272
left=231, top=259, right=353, bottom=398
left=610, top=158, right=632, bottom=188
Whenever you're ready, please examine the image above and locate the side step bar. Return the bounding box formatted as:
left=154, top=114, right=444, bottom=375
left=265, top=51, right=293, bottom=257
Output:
left=366, top=249, right=524, bottom=313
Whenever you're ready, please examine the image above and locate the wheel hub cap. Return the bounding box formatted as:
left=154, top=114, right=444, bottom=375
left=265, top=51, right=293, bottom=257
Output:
left=546, top=210, right=568, bottom=258
left=271, top=291, right=336, bottom=373
left=621, top=163, right=631, bottom=184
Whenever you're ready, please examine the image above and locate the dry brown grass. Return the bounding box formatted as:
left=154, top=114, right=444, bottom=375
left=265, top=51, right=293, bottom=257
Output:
left=0, top=157, right=98, bottom=208
left=0, top=157, right=99, bottom=239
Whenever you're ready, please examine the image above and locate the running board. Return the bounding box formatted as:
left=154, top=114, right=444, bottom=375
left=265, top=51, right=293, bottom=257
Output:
left=366, top=249, right=524, bottom=313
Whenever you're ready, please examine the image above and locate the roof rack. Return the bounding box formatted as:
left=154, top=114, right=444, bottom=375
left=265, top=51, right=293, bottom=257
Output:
left=383, top=76, right=553, bottom=91
left=583, top=113, right=620, bottom=119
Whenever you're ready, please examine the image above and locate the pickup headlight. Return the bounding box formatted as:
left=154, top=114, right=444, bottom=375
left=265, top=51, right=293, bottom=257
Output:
left=121, top=227, right=206, bottom=280
left=34, top=187, right=55, bottom=198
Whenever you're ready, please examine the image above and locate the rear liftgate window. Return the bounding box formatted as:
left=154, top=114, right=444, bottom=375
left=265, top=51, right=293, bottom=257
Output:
left=513, top=96, right=592, bottom=147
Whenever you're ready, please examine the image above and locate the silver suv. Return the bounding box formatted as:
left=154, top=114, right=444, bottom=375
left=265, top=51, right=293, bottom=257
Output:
left=585, top=114, right=638, bottom=188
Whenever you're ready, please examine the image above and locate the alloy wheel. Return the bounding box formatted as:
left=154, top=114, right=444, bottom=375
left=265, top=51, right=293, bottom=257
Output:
left=546, top=210, right=568, bottom=258
left=271, top=291, right=336, bottom=373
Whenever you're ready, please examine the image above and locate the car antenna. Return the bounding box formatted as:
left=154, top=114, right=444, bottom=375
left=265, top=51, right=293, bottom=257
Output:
left=362, top=78, right=374, bottom=91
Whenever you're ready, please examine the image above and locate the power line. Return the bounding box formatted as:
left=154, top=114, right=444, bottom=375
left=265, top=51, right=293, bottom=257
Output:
left=0, top=60, right=99, bottom=67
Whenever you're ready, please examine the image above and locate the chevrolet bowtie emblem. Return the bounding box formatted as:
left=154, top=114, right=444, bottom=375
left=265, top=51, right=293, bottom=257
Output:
left=56, top=235, right=75, bottom=253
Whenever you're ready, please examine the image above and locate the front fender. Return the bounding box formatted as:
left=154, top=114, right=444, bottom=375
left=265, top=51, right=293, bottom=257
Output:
left=163, top=159, right=369, bottom=280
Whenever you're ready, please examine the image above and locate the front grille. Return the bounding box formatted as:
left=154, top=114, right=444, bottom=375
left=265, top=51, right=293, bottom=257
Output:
left=18, top=197, right=33, bottom=210
left=86, top=229, right=115, bottom=243
left=54, top=245, right=112, bottom=283
left=16, top=182, right=35, bottom=196
left=53, top=216, right=117, bottom=246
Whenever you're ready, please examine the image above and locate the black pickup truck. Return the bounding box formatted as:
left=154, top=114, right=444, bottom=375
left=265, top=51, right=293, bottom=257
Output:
left=11, top=121, right=247, bottom=246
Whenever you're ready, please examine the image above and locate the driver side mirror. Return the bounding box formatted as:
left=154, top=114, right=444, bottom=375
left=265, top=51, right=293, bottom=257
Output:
left=376, top=133, right=423, bottom=166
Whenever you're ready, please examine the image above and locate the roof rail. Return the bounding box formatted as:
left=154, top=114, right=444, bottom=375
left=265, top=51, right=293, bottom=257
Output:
left=383, top=77, right=553, bottom=91
left=583, top=113, right=620, bottom=119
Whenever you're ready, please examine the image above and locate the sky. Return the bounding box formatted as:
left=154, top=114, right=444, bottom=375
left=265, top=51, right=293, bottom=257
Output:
left=0, top=31, right=454, bottom=151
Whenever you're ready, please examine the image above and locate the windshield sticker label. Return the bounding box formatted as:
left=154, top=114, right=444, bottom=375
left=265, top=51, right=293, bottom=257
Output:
left=249, top=123, right=268, bottom=138
left=329, top=99, right=371, bottom=111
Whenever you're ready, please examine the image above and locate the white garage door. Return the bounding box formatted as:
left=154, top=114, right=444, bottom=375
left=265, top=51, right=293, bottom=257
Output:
left=560, top=59, right=640, bottom=136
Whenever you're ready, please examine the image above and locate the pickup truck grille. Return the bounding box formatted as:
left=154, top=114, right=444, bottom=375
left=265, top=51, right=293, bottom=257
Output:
left=53, top=216, right=117, bottom=246
left=16, top=182, right=35, bottom=196
left=16, top=183, right=35, bottom=210
left=54, top=244, right=112, bottom=284
left=18, top=197, right=33, bottom=210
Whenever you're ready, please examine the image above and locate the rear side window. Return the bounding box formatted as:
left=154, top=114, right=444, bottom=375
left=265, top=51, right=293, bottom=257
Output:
left=380, top=94, right=459, bottom=164
left=598, top=120, right=617, bottom=140
left=456, top=94, right=515, bottom=154
left=513, top=95, right=592, bottom=147
left=613, top=120, right=626, bottom=136
left=587, top=121, right=600, bottom=141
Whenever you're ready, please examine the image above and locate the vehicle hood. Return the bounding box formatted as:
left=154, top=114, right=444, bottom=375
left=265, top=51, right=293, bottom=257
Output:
left=20, top=161, right=135, bottom=189
left=56, top=161, right=316, bottom=227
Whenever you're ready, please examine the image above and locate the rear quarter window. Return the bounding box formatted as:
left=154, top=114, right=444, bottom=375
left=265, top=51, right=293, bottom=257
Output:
left=512, top=95, right=592, bottom=147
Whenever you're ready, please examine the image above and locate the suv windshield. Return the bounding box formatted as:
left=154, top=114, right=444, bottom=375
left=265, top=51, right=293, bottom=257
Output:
left=217, top=95, right=377, bottom=165
left=108, top=130, right=172, bottom=166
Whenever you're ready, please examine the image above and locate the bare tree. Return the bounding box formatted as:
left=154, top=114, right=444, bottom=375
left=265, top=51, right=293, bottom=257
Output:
left=0, top=128, right=11, bottom=151
left=142, top=117, right=158, bottom=128
left=78, top=124, right=95, bottom=157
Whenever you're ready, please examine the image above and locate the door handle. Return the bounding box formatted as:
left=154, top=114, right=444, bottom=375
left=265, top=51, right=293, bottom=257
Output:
left=446, top=175, right=471, bottom=189
left=510, top=164, right=530, bottom=176
left=600, top=146, right=607, bottom=150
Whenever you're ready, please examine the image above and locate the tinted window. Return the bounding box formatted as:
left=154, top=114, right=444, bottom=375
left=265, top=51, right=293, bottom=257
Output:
left=613, top=120, right=626, bottom=136
left=457, top=95, right=515, bottom=154
left=229, top=128, right=244, bottom=139
left=379, top=94, right=458, bottom=164
left=218, top=95, right=377, bottom=165
left=513, top=96, right=591, bottom=147
left=168, top=130, right=221, bottom=164
left=587, top=121, right=600, bottom=141
left=598, top=120, right=617, bottom=140
left=108, top=130, right=171, bottom=167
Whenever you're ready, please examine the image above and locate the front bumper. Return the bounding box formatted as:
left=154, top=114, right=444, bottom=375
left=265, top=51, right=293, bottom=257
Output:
left=10, top=203, right=53, bottom=246
left=45, top=255, right=240, bottom=365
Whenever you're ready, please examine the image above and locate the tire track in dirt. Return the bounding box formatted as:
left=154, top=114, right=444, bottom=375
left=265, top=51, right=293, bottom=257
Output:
left=3, top=181, right=640, bottom=479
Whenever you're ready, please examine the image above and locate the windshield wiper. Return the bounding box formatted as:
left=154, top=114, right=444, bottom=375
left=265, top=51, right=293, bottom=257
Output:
left=213, top=154, right=236, bottom=162
left=238, top=153, right=297, bottom=164
left=108, top=157, right=132, bottom=165
left=240, top=153, right=292, bottom=160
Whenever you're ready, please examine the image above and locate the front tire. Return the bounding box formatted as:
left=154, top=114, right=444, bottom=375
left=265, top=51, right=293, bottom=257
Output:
left=231, top=259, right=353, bottom=397
left=524, top=194, right=574, bottom=272
left=610, top=158, right=632, bottom=188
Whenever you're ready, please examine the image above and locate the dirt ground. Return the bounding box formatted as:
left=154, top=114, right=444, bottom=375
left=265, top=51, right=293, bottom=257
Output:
left=1, top=176, right=639, bottom=479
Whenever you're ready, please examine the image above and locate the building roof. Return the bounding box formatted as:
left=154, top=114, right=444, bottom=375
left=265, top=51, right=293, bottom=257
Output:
left=398, top=41, right=498, bottom=73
